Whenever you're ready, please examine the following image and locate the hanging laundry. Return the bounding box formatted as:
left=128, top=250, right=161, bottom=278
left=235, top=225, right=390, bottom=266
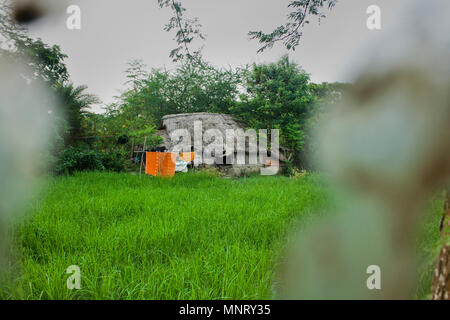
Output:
left=145, top=152, right=176, bottom=177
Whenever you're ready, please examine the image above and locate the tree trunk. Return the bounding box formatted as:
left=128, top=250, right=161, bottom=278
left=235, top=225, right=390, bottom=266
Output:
left=431, top=190, right=450, bottom=300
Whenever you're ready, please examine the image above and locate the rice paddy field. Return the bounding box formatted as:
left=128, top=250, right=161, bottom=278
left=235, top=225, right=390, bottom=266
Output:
left=0, top=172, right=443, bottom=299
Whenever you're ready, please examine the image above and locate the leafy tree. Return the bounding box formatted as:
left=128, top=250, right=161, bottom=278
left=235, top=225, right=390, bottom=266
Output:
left=234, top=56, right=315, bottom=163
left=54, top=82, right=100, bottom=145
left=13, top=37, right=69, bottom=85
left=114, top=59, right=241, bottom=123
left=160, top=60, right=240, bottom=115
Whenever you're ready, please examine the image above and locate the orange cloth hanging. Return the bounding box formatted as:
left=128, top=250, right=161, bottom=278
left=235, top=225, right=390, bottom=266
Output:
left=145, top=152, right=160, bottom=176
left=145, top=152, right=176, bottom=177
left=179, top=152, right=195, bottom=162
left=161, top=152, right=176, bottom=177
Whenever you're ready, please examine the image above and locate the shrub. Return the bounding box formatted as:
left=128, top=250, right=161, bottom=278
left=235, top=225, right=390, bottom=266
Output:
left=100, top=150, right=127, bottom=172
left=55, top=147, right=125, bottom=175
left=117, top=134, right=129, bottom=145
left=281, top=161, right=295, bottom=177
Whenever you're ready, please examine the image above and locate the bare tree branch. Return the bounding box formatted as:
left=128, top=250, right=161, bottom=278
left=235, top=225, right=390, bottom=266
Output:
left=249, top=0, right=337, bottom=53
left=157, top=0, right=206, bottom=62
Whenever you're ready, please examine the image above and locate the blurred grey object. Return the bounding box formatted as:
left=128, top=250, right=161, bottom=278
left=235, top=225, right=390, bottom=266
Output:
left=0, top=57, right=58, bottom=265
left=0, top=0, right=61, bottom=265
left=10, top=0, right=67, bottom=24
left=279, top=0, right=450, bottom=299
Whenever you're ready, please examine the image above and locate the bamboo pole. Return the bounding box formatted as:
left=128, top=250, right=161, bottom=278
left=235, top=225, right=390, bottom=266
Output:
left=139, top=136, right=147, bottom=178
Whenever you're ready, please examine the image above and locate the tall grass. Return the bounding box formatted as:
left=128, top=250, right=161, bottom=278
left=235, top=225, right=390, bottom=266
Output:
left=0, top=172, right=330, bottom=299
left=0, top=172, right=442, bottom=299
left=414, top=191, right=446, bottom=299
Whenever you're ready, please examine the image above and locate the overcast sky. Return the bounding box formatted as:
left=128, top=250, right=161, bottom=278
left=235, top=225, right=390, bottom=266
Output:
left=27, top=0, right=403, bottom=113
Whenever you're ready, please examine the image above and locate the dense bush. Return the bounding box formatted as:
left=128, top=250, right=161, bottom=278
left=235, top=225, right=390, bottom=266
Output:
left=100, top=149, right=128, bottom=172
left=281, top=161, right=295, bottom=177
left=55, top=147, right=126, bottom=175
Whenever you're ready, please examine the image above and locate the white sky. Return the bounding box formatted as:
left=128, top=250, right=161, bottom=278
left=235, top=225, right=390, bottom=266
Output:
left=27, top=0, right=403, bottom=113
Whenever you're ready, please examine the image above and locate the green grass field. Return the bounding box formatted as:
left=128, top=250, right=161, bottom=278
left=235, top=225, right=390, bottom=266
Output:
left=0, top=172, right=443, bottom=299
